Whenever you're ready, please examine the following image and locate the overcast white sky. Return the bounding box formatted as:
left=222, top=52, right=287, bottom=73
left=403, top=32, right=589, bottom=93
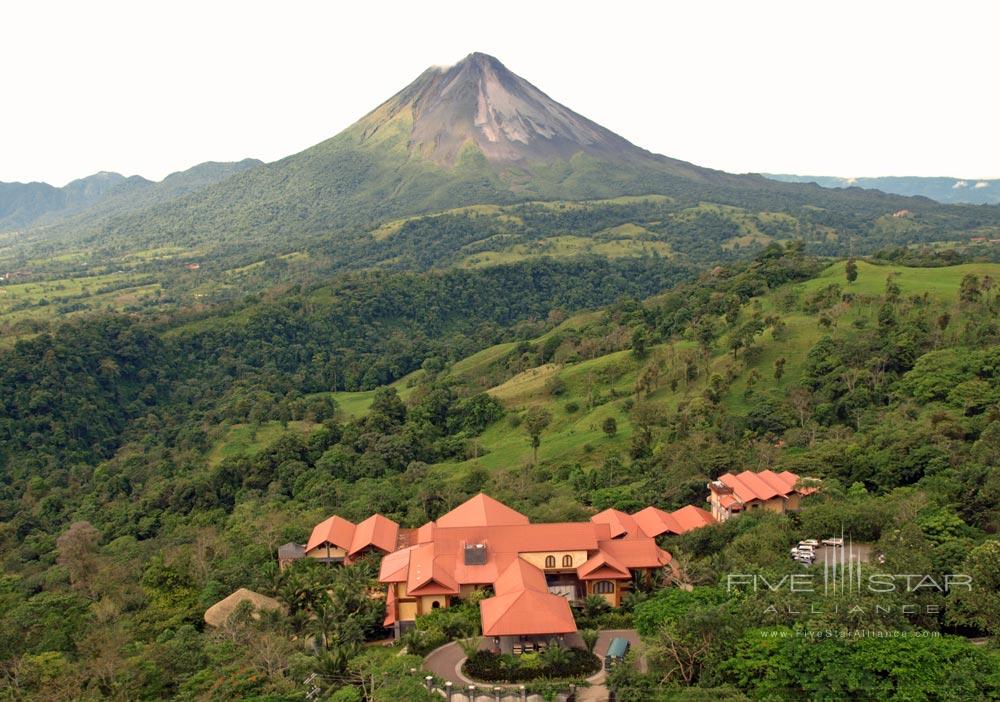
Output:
left=2, top=0, right=997, bottom=186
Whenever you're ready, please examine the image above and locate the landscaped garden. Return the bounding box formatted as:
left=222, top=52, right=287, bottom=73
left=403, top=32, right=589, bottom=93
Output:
left=462, top=646, right=600, bottom=683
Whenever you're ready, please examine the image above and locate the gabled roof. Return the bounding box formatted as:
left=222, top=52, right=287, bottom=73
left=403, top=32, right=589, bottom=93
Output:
left=631, top=506, right=683, bottom=538
left=669, top=505, right=716, bottom=533
left=349, top=514, right=399, bottom=557
left=480, top=589, right=577, bottom=636
left=714, top=470, right=811, bottom=505
left=435, top=494, right=530, bottom=528
left=598, top=539, right=672, bottom=570
left=306, top=515, right=356, bottom=553
left=378, top=545, right=414, bottom=583
left=590, top=508, right=641, bottom=538
left=494, top=558, right=548, bottom=595
left=406, top=542, right=460, bottom=595
left=577, top=550, right=632, bottom=580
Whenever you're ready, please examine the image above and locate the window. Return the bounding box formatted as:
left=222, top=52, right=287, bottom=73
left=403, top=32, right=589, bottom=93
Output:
left=562, top=555, right=573, bottom=568
left=593, top=581, right=615, bottom=594
left=544, top=555, right=556, bottom=568
left=431, top=601, right=441, bottom=609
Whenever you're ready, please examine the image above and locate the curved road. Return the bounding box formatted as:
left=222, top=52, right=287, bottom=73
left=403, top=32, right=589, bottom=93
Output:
left=423, top=629, right=641, bottom=702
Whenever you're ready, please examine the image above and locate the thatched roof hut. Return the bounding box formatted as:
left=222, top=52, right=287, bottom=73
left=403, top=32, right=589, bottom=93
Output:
left=204, top=587, right=283, bottom=628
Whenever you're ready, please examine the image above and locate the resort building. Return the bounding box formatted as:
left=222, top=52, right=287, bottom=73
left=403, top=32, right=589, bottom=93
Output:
left=278, top=513, right=401, bottom=569
left=376, top=494, right=714, bottom=639
left=707, top=469, right=817, bottom=522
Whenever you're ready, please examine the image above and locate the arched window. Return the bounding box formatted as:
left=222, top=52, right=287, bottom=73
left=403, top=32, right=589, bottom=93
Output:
left=593, top=581, right=615, bottom=594
left=562, top=555, right=573, bottom=568
left=431, top=601, right=441, bottom=609
left=544, top=555, right=556, bottom=568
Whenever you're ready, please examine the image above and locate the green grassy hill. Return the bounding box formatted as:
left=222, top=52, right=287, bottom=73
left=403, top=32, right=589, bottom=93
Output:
left=323, top=258, right=1000, bottom=505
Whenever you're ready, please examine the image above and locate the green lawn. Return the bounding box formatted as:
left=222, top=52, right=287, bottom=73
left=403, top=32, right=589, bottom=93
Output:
left=207, top=420, right=319, bottom=466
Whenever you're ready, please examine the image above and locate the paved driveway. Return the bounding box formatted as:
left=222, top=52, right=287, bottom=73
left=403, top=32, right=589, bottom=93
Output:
left=423, top=629, right=643, bottom=702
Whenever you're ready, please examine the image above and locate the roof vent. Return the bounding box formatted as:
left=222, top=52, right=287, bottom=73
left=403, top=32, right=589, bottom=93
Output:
left=464, top=543, right=487, bottom=566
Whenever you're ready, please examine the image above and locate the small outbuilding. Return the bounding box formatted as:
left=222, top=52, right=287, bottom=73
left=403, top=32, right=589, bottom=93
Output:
left=204, top=587, right=283, bottom=628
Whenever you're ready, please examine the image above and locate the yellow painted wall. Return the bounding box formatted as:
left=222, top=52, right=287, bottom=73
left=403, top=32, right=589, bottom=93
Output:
left=305, top=544, right=347, bottom=560
left=420, top=595, right=448, bottom=613
left=398, top=600, right=418, bottom=621
left=762, top=497, right=786, bottom=513
left=587, top=580, right=618, bottom=607
left=519, top=551, right=588, bottom=570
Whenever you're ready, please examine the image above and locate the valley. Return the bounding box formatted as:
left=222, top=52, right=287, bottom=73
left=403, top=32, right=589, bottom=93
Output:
left=1, top=47, right=999, bottom=702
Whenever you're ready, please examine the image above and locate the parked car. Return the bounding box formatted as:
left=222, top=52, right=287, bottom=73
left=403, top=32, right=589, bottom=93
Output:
left=822, top=537, right=844, bottom=547
left=790, top=547, right=815, bottom=563
left=799, top=539, right=819, bottom=548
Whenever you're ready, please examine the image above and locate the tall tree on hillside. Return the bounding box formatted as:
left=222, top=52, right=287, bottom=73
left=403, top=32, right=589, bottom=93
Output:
left=845, top=258, right=858, bottom=284
left=981, top=274, right=994, bottom=308
left=523, top=406, right=552, bottom=465
left=960, top=274, right=981, bottom=306
left=56, top=521, right=104, bottom=600
left=885, top=274, right=901, bottom=303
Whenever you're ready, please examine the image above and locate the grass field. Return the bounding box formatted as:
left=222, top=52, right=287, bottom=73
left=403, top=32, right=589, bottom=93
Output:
left=197, top=259, right=1000, bottom=489
left=0, top=271, right=163, bottom=343
left=322, top=370, right=424, bottom=418
left=207, top=420, right=319, bottom=466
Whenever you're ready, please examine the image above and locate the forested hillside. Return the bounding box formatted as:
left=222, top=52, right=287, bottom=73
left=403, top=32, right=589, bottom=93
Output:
left=1, top=244, right=998, bottom=699
left=4, top=51, right=1000, bottom=344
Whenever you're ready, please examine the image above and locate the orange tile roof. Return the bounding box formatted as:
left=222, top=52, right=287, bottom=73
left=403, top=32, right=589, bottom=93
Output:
left=383, top=586, right=397, bottom=627
left=493, top=558, right=548, bottom=595
left=669, top=505, right=716, bottom=533
left=435, top=494, right=530, bottom=528
left=416, top=522, right=610, bottom=554
left=577, top=550, right=631, bottom=580
left=715, top=470, right=809, bottom=505
left=631, top=506, right=683, bottom=537
left=306, top=515, right=356, bottom=553
left=590, top=508, right=641, bottom=538
left=598, top=539, right=672, bottom=569
left=349, top=514, right=399, bottom=557
left=378, top=545, right=414, bottom=583
left=406, top=542, right=460, bottom=595
left=480, top=589, right=577, bottom=637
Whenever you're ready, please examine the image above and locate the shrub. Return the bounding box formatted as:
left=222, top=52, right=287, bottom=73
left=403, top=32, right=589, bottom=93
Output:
left=565, top=401, right=580, bottom=413
left=463, top=648, right=600, bottom=682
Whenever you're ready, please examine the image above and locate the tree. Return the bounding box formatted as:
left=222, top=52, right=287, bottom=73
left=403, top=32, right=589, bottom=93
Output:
left=602, top=416, right=618, bottom=438
left=845, top=257, right=858, bottom=283
left=523, top=407, right=552, bottom=464
left=773, top=357, right=786, bottom=381
left=631, top=326, right=651, bottom=359
left=960, top=274, right=982, bottom=305
left=635, top=362, right=660, bottom=398
left=56, top=521, right=104, bottom=599
left=982, top=274, right=994, bottom=307
left=947, top=539, right=1000, bottom=635
left=884, top=274, right=901, bottom=303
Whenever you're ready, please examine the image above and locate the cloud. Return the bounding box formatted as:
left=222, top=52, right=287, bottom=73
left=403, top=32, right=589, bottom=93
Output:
left=974, top=181, right=990, bottom=189
left=953, top=180, right=969, bottom=189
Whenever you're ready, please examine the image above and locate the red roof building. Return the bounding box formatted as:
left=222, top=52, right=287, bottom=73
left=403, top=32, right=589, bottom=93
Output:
left=378, top=494, right=678, bottom=638
left=300, top=513, right=399, bottom=566
left=294, top=493, right=731, bottom=639
left=707, top=469, right=817, bottom=521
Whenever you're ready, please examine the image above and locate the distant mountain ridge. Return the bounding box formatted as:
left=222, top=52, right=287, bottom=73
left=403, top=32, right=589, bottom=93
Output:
left=765, top=174, right=1000, bottom=205
left=5, top=53, right=1000, bottom=277
left=0, top=159, right=262, bottom=232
